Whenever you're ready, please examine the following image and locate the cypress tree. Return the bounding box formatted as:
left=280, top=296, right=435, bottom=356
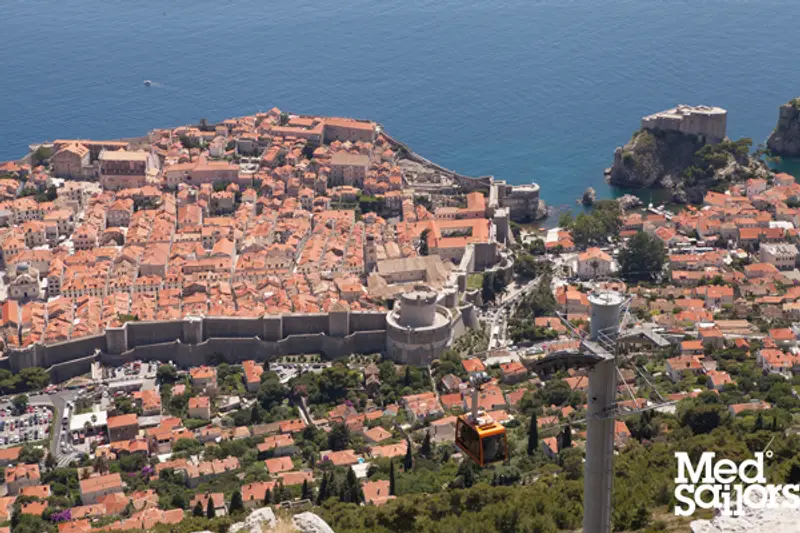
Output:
left=206, top=497, right=215, bottom=519
left=527, top=412, right=539, bottom=455
left=403, top=440, right=413, bottom=471
left=192, top=501, right=204, bottom=517
left=755, top=412, right=764, bottom=430
left=264, top=488, right=272, bottom=505
left=345, top=468, right=361, bottom=504
left=561, top=424, right=572, bottom=449
left=301, top=479, right=311, bottom=501
left=316, top=472, right=329, bottom=504
left=419, top=431, right=432, bottom=459
left=389, top=460, right=396, bottom=496
left=229, top=490, right=244, bottom=514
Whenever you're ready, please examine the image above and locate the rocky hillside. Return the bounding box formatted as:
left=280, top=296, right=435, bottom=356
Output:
left=607, top=129, right=769, bottom=203
left=767, top=98, right=800, bottom=157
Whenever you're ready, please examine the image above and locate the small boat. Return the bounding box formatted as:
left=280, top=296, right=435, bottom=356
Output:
left=143, top=80, right=152, bottom=87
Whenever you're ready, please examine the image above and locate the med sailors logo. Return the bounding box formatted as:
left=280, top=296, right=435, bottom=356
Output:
left=674, top=451, right=800, bottom=517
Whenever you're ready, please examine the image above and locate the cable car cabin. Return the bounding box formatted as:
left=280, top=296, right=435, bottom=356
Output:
left=455, top=416, right=508, bottom=466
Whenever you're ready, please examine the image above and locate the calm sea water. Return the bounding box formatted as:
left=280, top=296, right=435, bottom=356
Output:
left=2, top=0, right=799, bottom=209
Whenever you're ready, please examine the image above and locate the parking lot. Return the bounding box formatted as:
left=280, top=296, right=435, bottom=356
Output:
left=0, top=403, right=53, bottom=447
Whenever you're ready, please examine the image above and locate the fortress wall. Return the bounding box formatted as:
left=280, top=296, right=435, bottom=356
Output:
left=263, top=316, right=283, bottom=342
left=283, top=314, right=329, bottom=336
left=204, top=316, right=262, bottom=339
left=127, top=320, right=183, bottom=347
left=349, top=311, right=385, bottom=333
left=43, top=335, right=105, bottom=366
left=48, top=352, right=99, bottom=383
left=9, top=310, right=391, bottom=380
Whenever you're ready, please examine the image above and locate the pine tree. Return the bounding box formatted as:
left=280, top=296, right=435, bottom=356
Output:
left=229, top=490, right=244, bottom=514
left=561, top=424, right=572, bottom=449
left=527, top=412, right=539, bottom=455
left=264, top=488, right=272, bottom=505
left=389, top=460, right=396, bottom=496
left=301, top=479, right=311, bottom=501
left=403, top=440, right=413, bottom=471
left=192, top=501, right=204, bottom=517
left=206, top=498, right=215, bottom=518
left=419, top=431, right=432, bottom=459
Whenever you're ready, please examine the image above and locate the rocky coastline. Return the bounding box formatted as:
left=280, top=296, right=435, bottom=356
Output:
left=767, top=98, right=800, bottom=157
left=606, top=105, right=771, bottom=204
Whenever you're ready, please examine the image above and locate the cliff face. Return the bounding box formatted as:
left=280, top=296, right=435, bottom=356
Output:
left=608, top=129, right=704, bottom=189
left=767, top=99, right=800, bottom=157
left=607, top=129, right=769, bottom=203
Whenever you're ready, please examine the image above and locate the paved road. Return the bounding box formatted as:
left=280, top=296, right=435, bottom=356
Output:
left=27, top=390, right=79, bottom=459
left=488, top=275, right=542, bottom=349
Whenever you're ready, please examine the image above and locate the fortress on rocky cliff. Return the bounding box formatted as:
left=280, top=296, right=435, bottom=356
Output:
left=641, top=105, right=727, bottom=144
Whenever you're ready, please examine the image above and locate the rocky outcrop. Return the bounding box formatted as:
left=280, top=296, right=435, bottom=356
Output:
left=616, top=194, right=642, bottom=210
left=229, top=507, right=277, bottom=533
left=292, top=512, right=336, bottom=533
left=581, top=187, right=596, bottom=206
left=767, top=99, right=800, bottom=157
left=608, top=129, right=705, bottom=190
left=607, top=128, right=769, bottom=204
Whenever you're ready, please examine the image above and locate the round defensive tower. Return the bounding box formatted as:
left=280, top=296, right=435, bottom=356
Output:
left=386, top=285, right=454, bottom=366
left=398, top=286, right=438, bottom=328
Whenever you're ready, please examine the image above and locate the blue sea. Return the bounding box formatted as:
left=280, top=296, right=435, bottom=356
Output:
left=2, top=0, right=799, bottom=210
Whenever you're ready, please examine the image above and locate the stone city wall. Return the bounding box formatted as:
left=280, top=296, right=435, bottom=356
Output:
left=4, top=310, right=389, bottom=380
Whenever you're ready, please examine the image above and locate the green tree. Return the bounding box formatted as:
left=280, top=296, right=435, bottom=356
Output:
left=12, top=394, right=28, bottom=415
left=619, top=231, right=666, bottom=282
left=171, top=492, right=187, bottom=509
left=527, top=412, right=539, bottom=455
left=560, top=425, right=572, bottom=449
left=206, top=497, right=215, bottom=518
left=18, top=367, right=50, bottom=391
left=403, top=440, right=413, bottom=471
left=301, top=479, right=312, bottom=501
left=327, top=422, right=350, bottom=452
left=389, top=460, right=396, bottom=496
left=343, top=468, right=362, bottom=504
left=418, top=432, right=432, bottom=459
left=157, top=364, right=177, bottom=384
left=317, top=472, right=330, bottom=504
left=18, top=444, right=44, bottom=464
left=418, top=229, right=430, bottom=256
left=264, top=488, right=272, bottom=505
left=229, top=490, right=243, bottom=514
left=192, top=501, right=204, bottom=517
left=787, top=462, right=800, bottom=484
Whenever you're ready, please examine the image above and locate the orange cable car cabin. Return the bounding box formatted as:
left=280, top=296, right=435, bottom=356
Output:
left=455, top=416, right=508, bottom=466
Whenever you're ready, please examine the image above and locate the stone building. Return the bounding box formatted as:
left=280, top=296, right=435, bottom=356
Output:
left=8, top=263, right=40, bottom=300
left=51, top=143, right=90, bottom=179
left=99, top=150, right=152, bottom=190
left=641, top=105, right=727, bottom=144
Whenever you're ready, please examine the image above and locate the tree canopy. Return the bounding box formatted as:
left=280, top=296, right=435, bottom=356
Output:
left=619, top=231, right=666, bottom=282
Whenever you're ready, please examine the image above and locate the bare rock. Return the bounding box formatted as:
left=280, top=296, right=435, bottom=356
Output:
left=229, top=507, right=277, bottom=533
left=767, top=99, right=800, bottom=157
left=617, top=194, right=642, bottom=210
left=581, top=187, right=596, bottom=206
left=292, top=512, right=335, bottom=533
